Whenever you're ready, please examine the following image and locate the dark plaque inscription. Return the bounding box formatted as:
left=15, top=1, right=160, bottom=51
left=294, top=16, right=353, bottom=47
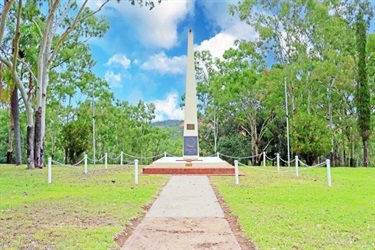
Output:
left=186, top=124, right=195, bottom=130
left=184, top=136, right=198, bottom=156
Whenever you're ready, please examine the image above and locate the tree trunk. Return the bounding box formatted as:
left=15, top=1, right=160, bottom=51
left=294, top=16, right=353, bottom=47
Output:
left=251, top=137, right=258, bottom=165
left=305, top=155, right=314, bottom=166
left=7, top=151, right=12, bottom=164
left=341, top=128, right=346, bottom=166
left=34, top=107, right=43, bottom=168
left=11, top=86, right=22, bottom=165
left=35, top=9, right=54, bottom=170
left=350, top=132, right=355, bottom=167
left=362, top=139, right=368, bottom=167
left=27, top=125, right=35, bottom=169
left=7, top=104, right=14, bottom=164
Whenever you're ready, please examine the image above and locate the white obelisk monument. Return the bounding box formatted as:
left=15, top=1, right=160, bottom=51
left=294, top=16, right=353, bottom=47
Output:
left=183, top=29, right=199, bottom=159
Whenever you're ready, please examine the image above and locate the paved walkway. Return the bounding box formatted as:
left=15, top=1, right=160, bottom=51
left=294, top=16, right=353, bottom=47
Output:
left=121, top=176, right=241, bottom=250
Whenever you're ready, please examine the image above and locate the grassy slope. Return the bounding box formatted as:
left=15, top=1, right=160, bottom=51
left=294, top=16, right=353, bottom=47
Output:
left=211, top=167, right=375, bottom=249
left=0, top=165, right=168, bottom=249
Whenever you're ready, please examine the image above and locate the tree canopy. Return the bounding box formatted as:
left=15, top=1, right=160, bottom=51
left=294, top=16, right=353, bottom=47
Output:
left=0, top=0, right=373, bottom=167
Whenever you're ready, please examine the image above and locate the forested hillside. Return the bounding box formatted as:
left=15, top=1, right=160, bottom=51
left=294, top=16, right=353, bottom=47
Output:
left=152, top=120, right=183, bottom=139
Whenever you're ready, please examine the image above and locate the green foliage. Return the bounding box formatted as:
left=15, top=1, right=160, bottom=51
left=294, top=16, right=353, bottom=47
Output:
left=128, top=0, right=162, bottom=10
left=224, top=0, right=374, bottom=166
left=217, top=133, right=252, bottom=165
left=60, top=120, right=91, bottom=164
left=2, top=0, right=374, bottom=167
left=44, top=96, right=183, bottom=164
left=0, top=108, right=10, bottom=163
left=355, top=10, right=371, bottom=166
left=290, top=112, right=331, bottom=164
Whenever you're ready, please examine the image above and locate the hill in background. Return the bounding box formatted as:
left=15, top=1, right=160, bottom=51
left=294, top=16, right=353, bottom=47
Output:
left=152, top=120, right=183, bottom=139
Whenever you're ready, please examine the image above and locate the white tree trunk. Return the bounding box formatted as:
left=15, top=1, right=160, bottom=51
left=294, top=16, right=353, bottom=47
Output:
left=34, top=2, right=55, bottom=168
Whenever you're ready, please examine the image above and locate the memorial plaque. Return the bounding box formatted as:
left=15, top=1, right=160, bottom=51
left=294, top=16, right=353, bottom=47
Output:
left=186, top=124, right=195, bottom=130
left=184, top=136, right=198, bottom=156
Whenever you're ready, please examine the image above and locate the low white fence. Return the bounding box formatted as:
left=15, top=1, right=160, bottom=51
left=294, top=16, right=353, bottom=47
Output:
left=48, top=151, right=332, bottom=187
left=219, top=152, right=331, bottom=187
left=47, top=151, right=148, bottom=185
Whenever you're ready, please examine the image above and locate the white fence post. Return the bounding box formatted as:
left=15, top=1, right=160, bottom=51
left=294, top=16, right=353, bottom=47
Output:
left=48, top=157, right=52, bottom=184
left=120, top=151, right=123, bottom=166
left=217, top=152, right=220, bottom=158
left=105, top=153, right=108, bottom=169
left=277, top=153, right=280, bottom=172
left=295, top=155, right=299, bottom=177
left=263, top=152, right=266, bottom=167
left=134, top=159, right=139, bottom=184
left=164, top=152, right=167, bottom=157
left=326, top=159, right=332, bottom=187
left=235, top=160, right=239, bottom=185
left=84, top=154, right=88, bottom=174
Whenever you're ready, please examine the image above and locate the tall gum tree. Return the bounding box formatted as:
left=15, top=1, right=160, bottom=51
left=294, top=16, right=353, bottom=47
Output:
left=0, top=0, right=160, bottom=169
left=210, top=42, right=274, bottom=165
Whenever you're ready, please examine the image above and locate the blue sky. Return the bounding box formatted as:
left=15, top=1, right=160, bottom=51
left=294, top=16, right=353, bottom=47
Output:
left=87, top=0, right=256, bottom=121
left=86, top=1, right=375, bottom=122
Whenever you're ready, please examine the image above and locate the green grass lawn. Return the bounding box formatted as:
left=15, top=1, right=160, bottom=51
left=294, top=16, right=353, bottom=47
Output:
left=2, top=164, right=374, bottom=249
left=211, top=166, right=375, bottom=250
left=0, top=164, right=169, bottom=249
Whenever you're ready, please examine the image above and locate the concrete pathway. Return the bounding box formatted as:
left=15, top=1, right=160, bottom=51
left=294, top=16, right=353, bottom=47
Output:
left=121, top=176, right=241, bottom=250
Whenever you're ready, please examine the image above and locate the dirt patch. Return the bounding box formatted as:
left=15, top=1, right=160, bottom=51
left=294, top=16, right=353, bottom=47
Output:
left=210, top=178, right=257, bottom=250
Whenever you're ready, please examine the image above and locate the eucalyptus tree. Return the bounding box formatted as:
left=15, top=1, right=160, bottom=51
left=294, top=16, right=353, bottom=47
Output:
left=230, top=0, right=374, bottom=165
left=210, top=42, right=275, bottom=164
left=0, top=0, right=160, bottom=169
left=230, top=0, right=335, bottom=163
left=195, top=50, right=222, bottom=153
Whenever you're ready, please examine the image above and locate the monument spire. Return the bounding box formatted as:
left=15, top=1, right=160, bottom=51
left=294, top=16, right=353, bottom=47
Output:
left=183, top=29, right=199, bottom=159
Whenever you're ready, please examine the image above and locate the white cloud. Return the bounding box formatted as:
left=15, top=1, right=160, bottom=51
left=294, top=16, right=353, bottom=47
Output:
left=195, top=1, right=258, bottom=59
left=195, top=33, right=236, bottom=59
left=106, top=54, right=131, bottom=69
left=133, top=59, right=140, bottom=65
left=141, top=51, right=186, bottom=75
left=133, top=1, right=194, bottom=49
left=104, top=71, right=122, bottom=88
left=94, top=0, right=194, bottom=49
left=152, top=92, right=183, bottom=121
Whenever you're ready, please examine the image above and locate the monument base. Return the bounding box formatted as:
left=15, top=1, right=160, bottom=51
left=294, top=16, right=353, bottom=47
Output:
left=142, top=157, right=242, bottom=176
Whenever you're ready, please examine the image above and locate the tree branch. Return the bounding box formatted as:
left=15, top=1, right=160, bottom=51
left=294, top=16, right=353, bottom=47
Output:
left=32, top=20, right=43, bottom=38
left=12, top=0, right=22, bottom=76
left=51, top=0, right=110, bottom=65
left=261, top=138, right=273, bottom=153
left=52, top=0, right=73, bottom=35
left=78, top=0, right=110, bottom=23
left=0, top=0, right=16, bottom=43
left=0, top=54, right=33, bottom=118
left=258, top=111, right=275, bottom=140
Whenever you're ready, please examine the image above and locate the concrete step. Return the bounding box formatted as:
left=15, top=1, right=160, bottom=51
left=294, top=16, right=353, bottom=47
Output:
left=142, top=166, right=236, bottom=175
